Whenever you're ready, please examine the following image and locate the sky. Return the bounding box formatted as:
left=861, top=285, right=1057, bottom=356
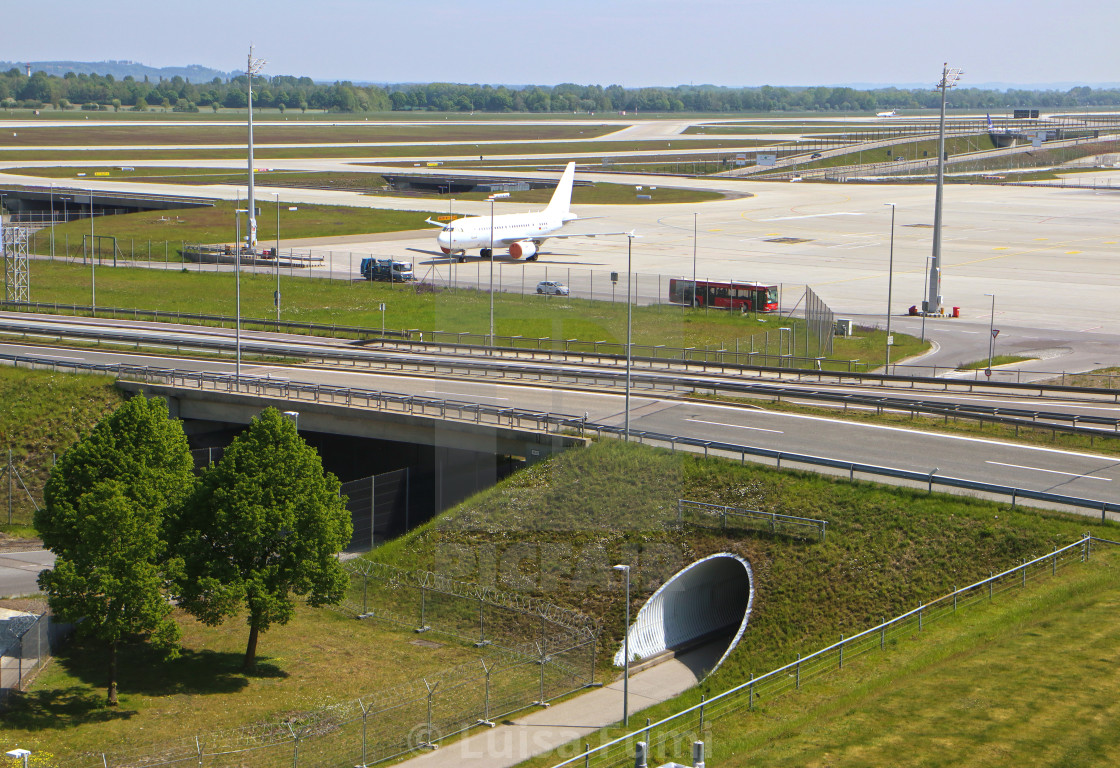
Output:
left=5, top=0, right=1119, bottom=88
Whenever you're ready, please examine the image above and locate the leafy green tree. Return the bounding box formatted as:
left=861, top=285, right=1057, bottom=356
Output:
left=172, top=408, right=352, bottom=670
left=36, top=395, right=194, bottom=705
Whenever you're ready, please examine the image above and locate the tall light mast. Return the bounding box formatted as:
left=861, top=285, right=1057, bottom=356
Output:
left=246, top=46, right=266, bottom=249
left=926, top=62, right=962, bottom=313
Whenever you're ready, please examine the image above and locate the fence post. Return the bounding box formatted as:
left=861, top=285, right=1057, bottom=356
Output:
left=421, top=680, right=438, bottom=748
left=359, top=700, right=369, bottom=767
left=476, top=598, right=490, bottom=647
left=195, top=736, right=203, bottom=768
left=479, top=660, right=495, bottom=726
left=698, top=693, right=705, bottom=731
left=989, top=572, right=994, bottom=600
left=953, top=588, right=957, bottom=612
left=839, top=635, right=844, bottom=668
left=416, top=587, right=430, bottom=632
left=535, top=642, right=549, bottom=707
left=289, top=724, right=300, bottom=768
left=918, top=603, right=923, bottom=631
left=795, top=653, right=800, bottom=688
left=634, top=742, right=648, bottom=768
left=748, top=673, right=754, bottom=709
left=880, top=620, right=886, bottom=650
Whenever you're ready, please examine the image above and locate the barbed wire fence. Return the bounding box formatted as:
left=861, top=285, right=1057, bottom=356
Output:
left=63, top=560, right=598, bottom=768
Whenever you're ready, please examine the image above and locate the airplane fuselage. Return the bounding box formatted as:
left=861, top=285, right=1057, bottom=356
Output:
left=440, top=213, right=560, bottom=252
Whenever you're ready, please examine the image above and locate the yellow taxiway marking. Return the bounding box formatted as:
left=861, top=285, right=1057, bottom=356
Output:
left=1034, top=237, right=1049, bottom=241
left=993, top=246, right=1008, bottom=250
left=1066, top=250, right=1081, bottom=254
left=766, top=232, right=782, bottom=236
left=1105, top=241, right=1117, bottom=245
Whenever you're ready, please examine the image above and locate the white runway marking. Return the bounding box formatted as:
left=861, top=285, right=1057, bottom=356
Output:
left=758, top=212, right=865, bottom=221
left=985, top=460, right=1111, bottom=481
left=685, top=418, right=783, bottom=434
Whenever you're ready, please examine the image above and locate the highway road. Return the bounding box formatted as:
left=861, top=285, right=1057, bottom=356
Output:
left=3, top=335, right=1118, bottom=513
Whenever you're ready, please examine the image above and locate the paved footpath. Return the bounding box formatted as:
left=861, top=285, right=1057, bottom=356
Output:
left=397, top=644, right=721, bottom=768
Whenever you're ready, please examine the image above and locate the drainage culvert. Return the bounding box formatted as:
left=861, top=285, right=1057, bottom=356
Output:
left=614, top=553, right=754, bottom=676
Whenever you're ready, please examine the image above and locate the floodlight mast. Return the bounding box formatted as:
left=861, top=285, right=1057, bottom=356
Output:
left=926, top=62, right=962, bottom=314
left=246, top=46, right=267, bottom=249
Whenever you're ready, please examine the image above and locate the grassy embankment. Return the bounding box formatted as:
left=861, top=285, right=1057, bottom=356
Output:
left=0, top=367, right=124, bottom=534
left=3, top=430, right=1108, bottom=760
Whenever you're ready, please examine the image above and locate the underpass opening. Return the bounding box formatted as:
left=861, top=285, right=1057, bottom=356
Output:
left=615, top=552, right=754, bottom=678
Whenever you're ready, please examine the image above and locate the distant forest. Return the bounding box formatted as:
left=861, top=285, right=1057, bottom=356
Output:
left=4, top=68, right=1120, bottom=113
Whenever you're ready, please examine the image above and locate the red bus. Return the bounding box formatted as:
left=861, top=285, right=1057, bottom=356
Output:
left=668, top=279, right=779, bottom=312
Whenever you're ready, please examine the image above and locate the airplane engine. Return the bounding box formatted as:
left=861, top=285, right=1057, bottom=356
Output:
left=509, top=241, right=538, bottom=260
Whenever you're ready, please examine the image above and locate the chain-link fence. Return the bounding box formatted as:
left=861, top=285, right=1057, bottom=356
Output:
left=63, top=560, right=597, bottom=768
left=0, top=605, right=68, bottom=708
left=550, top=535, right=1107, bottom=768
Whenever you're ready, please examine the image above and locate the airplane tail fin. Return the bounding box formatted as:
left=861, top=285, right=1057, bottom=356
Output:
left=986, top=113, right=993, bottom=130
left=545, top=162, right=577, bottom=220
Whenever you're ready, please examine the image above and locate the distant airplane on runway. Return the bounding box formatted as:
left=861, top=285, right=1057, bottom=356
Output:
left=427, top=162, right=627, bottom=262
left=876, top=110, right=899, bottom=118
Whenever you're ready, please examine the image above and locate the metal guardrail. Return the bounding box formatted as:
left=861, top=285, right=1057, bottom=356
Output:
left=6, top=300, right=1120, bottom=403
left=10, top=314, right=1115, bottom=440
left=550, top=535, right=1111, bottom=768
left=2, top=352, right=1117, bottom=518
left=677, top=499, right=828, bottom=541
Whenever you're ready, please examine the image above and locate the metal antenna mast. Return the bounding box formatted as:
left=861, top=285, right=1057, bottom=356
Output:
left=246, top=46, right=267, bottom=249
left=926, top=62, right=962, bottom=314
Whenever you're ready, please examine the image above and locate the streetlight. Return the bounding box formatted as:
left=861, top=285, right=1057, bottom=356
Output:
left=49, top=183, right=54, bottom=260
left=488, top=195, right=496, bottom=350
left=246, top=46, right=266, bottom=250
left=234, top=190, right=244, bottom=384
left=6, top=749, right=30, bottom=768
left=612, top=564, right=631, bottom=727
left=89, top=188, right=96, bottom=311
left=884, top=202, right=896, bottom=371
left=274, top=192, right=281, bottom=322
left=624, top=233, right=635, bottom=441
left=692, top=212, right=698, bottom=308
left=985, top=293, right=996, bottom=377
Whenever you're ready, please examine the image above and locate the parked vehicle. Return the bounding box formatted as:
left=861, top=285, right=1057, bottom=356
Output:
left=536, top=280, right=569, bottom=296
left=360, top=258, right=415, bottom=282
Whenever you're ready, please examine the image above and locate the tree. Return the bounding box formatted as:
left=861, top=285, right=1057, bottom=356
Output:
left=171, top=408, right=352, bottom=670
left=36, top=395, right=194, bottom=705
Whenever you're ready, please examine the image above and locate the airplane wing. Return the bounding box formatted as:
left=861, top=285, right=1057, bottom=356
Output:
left=535, top=230, right=635, bottom=241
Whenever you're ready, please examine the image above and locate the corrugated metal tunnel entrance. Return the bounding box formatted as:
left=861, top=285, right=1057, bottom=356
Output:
left=614, top=553, right=754, bottom=676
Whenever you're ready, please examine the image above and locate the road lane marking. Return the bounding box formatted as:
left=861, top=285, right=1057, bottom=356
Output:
left=759, top=213, right=864, bottom=221
left=985, top=461, right=1111, bottom=481
left=685, top=418, right=783, bottom=434
left=426, top=391, right=509, bottom=400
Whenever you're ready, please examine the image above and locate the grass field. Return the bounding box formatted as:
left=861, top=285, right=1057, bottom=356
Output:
left=16, top=261, right=920, bottom=368
left=0, top=138, right=766, bottom=163
left=957, top=354, right=1035, bottom=370
left=6, top=168, right=726, bottom=204
left=29, top=200, right=434, bottom=254
left=0, top=124, right=619, bottom=147
left=0, top=601, right=488, bottom=756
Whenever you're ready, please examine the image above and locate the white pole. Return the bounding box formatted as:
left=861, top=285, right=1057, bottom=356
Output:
left=692, top=212, right=697, bottom=308
left=89, top=189, right=95, bottom=311
left=235, top=190, right=242, bottom=384
left=986, top=293, right=996, bottom=374
left=275, top=192, right=281, bottom=321
left=489, top=197, right=495, bottom=350
left=613, top=564, right=630, bottom=728
left=884, top=203, right=896, bottom=370
left=625, top=235, right=633, bottom=441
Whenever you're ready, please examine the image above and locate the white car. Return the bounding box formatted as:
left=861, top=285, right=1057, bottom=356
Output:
left=536, top=280, right=569, bottom=296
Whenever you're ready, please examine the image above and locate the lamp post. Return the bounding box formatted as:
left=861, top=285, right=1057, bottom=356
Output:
left=625, top=233, right=634, bottom=441
left=274, top=192, right=281, bottom=322
left=234, top=190, right=243, bottom=384
left=884, top=202, right=896, bottom=371
left=246, top=47, right=266, bottom=251
left=89, top=188, right=96, bottom=311
left=985, top=293, right=996, bottom=377
left=488, top=195, right=496, bottom=350
left=612, top=564, right=631, bottom=727
left=6, top=748, right=30, bottom=768
left=692, top=212, right=698, bottom=308
left=49, top=183, right=54, bottom=260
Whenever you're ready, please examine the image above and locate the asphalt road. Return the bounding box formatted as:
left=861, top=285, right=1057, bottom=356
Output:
left=4, top=340, right=1118, bottom=511
left=0, top=550, right=53, bottom=598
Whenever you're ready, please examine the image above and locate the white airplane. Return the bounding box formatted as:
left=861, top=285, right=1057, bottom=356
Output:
left=876, top=110, right=898, bottom=118
left=428, top=162, right=623, bottom=262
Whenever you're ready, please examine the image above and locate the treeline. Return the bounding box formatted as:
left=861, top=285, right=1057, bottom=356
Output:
left=3, top=67, right=1120, bottom=113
